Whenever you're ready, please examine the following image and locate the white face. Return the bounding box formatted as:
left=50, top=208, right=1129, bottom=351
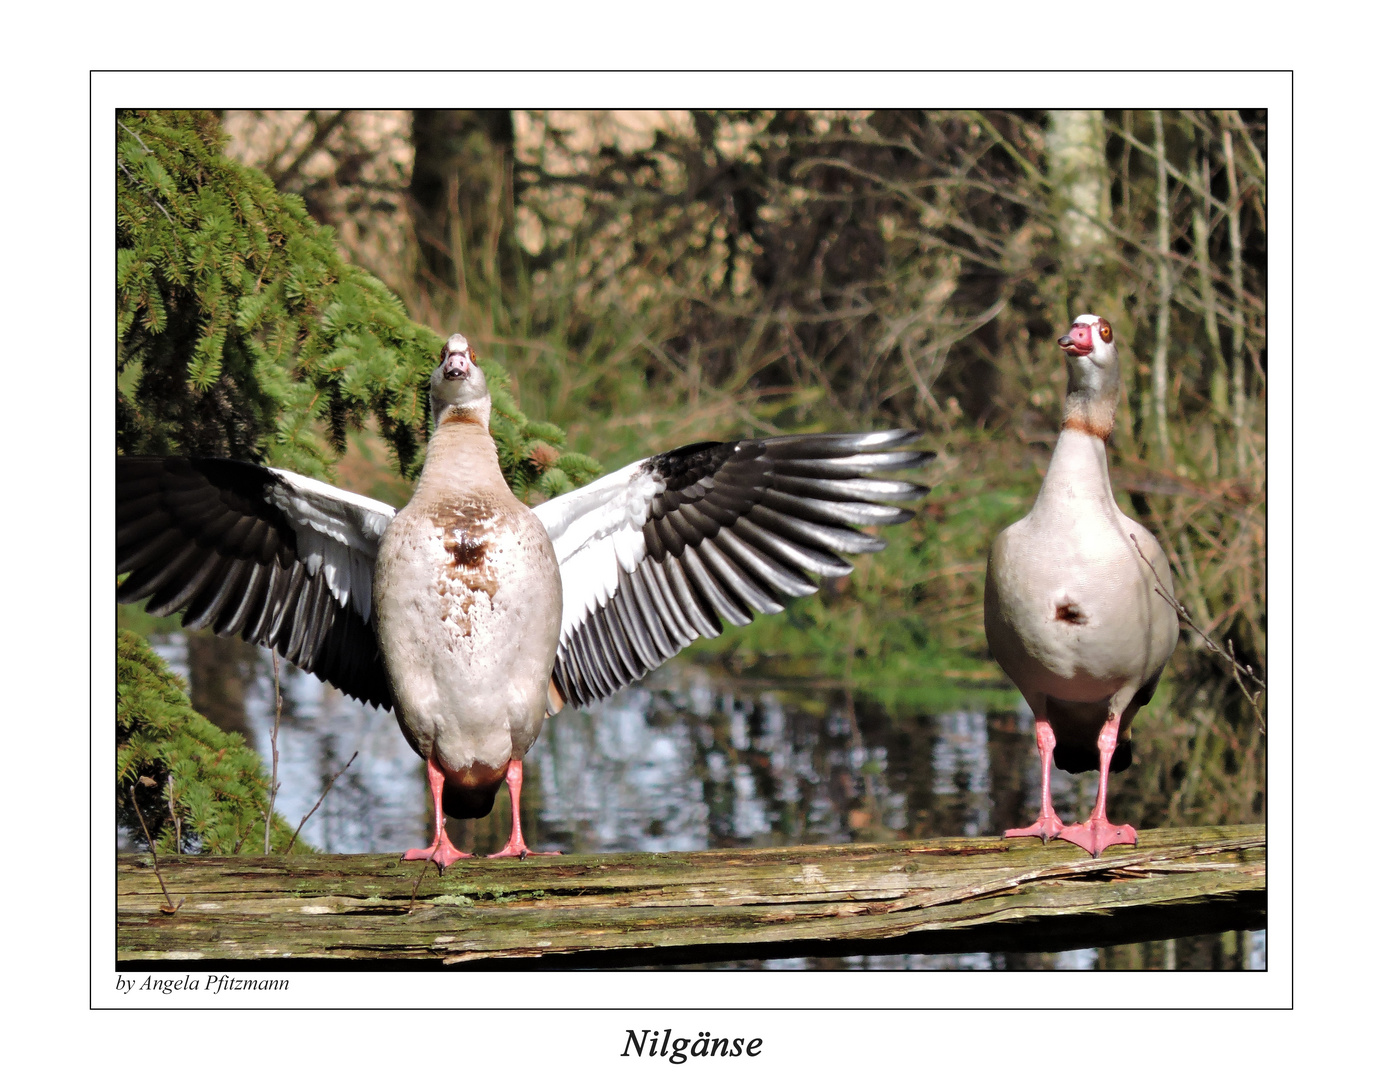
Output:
left=431, top=333, right=489, bottom=412
left=1059, top=314, right=1116, bottom=364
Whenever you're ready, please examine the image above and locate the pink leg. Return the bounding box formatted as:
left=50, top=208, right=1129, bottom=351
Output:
left=1058, top=715, right=1138, bottom=857
left=402, top=758, right=474, bottom=868
left=487, top=759, right=560, bottom=858
left=1006, top=719, right=1064, bottom=841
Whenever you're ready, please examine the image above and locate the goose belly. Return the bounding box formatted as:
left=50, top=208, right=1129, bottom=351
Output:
left=374, top=508, right=562, bottom=772
left=984, top=515, right=1173, bottom=705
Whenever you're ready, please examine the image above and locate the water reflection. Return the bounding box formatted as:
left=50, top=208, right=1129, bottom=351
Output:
left=142, top=631, right=1264, bottom=971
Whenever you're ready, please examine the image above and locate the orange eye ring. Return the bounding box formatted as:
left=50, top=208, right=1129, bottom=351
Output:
left=1097, top=318, right=1113, bottom=343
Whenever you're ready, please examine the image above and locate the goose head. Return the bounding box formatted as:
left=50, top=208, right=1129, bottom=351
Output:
left=430, top=333, right=491, bottom=428
left=1059, top=314, right=1120, bottom=440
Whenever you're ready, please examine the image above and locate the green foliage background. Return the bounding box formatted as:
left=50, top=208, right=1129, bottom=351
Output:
left=116, top=109, right=600, bottom=495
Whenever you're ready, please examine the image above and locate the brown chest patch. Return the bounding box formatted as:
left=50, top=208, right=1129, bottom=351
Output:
left=445, top=532, right=488, bottom=571
left=428, top=500, right=507, bottom=637
left=438, top=528, right=500, bottom=599
left=1055, top=601, right=1088, bottom=625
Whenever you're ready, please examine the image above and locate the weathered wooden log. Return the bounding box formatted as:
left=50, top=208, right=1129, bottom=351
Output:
left=117, top=824, right=1264, bottom=967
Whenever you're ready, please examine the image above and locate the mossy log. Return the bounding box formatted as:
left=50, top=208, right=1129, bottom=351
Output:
left=117, top=824, right=1265, bottom=967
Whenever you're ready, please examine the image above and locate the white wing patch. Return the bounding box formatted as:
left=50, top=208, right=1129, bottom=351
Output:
left=530, top=460, right=665, bottom=643
left=266, top=469, right=398, bottom=623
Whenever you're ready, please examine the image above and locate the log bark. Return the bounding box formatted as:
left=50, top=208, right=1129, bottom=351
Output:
left=117, top=824, right=1265, bottom=967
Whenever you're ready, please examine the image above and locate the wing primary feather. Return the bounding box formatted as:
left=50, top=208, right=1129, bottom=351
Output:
left=189, top=506, right=248, bottom=546
left=310, top=584, right=341, bottom=668
left=182, top=557, right=249, bottom=630
left=116, top=511, right=173, bottom=549
left=149, top=549, right=227, bottom=617
left=269, top=561, right=308, bottom=648
left=300, top=577, right=334, bottom=667
left=595, top=615, right=634, bottom=694
left=215, top=512, right=259, bottom=553
left=583, top=618, right=623, bottom=698
left=131, top=545, right=208, bottom=613
left=729, top=516, right=854, bottom=577
left=608, top=603, right=652, bottom=681
left=746, top=504, right=886, bottom=555
left=570, top=629, right=606, bottom=703
left=628, top=563, right=678, bottom=658
left=218, top=561, right=268, bottom=637
left=758, top=488, right=914, bottom=528
left=770, top=475, right=925, bottom=502
left=550, top=659, right=575, bottom=710
left=760, top=429, right=922, bottom=456
left=283, top=569, right=317, bottom=663
left=666, top=507, right=709, bottom=547
left=680, top=544, right=753, bottom=626
left=596, top=596, right=642, bottom=681
left=699, top=537, right=784, bottom=614
left=687, top=496, right=741, bottom=528
left=676, top=501, right=727, bottom=538
left=771, top=450, right=933, bottom=478
left=241, top=518, right=280, bottom=565
left=283, top=574, right=316, bottom=665
left=559, top=643, right=590, bottom=706
left=555, top=643, right=587, bottom=706
left=651, top=516, right=687, bottom=558
left=116, top=526, right=189, bottom=578
left=247, top=561, right=287, bottom=644
left=116, top=490, right=167, bottom=523
left=714, top=527, right=816, bottom=598
left=643, top=559, right=698, bottom=646
left=643, top=518, right=668, bottom=562
left=612, top=574, right=662, bottom=670
left=661, top=557, right=722, bottom=639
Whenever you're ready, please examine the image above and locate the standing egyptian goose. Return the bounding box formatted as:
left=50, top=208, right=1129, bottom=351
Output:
left=118, top=333, right=930, bottom=866
left=984, top=314, right=1178, bottom=857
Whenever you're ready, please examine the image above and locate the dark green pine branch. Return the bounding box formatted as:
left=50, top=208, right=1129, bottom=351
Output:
left=115, top=108, right=601, bottom=498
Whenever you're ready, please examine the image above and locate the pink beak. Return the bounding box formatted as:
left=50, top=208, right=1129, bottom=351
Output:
left=442, top=350, right=471, bottom=380
left=1058, top=324, right=1093, bottom=356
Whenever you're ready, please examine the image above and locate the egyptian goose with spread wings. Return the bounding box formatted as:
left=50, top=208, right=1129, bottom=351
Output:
left=984, top=315, right=1178, bottom=856
left=118, top=334, right=931, bottom=866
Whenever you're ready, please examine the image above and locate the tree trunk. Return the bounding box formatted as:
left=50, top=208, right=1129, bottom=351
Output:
left=1044, top=109, right=1138, bottom=449
left=407, top=109, right=516, bottom=312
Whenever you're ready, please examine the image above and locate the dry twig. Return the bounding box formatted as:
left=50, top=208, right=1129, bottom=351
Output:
left=1132, top=534, right=1265, bottom=732
left=129, top=778, right=183, bottom=915
left=263, top=652, right=283, bottom=854
left=285, top=751, right=359, bottom=856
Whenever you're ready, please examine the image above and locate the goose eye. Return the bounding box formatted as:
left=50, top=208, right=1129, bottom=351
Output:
left=1098, top=319, right=1113, bottom=343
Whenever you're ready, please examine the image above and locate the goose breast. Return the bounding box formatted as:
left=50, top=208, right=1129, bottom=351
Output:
left=374, top=492, right=562, bottom=773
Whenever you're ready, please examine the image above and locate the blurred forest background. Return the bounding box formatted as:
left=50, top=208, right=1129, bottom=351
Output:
left=117, top=109, right=1265, bottom=850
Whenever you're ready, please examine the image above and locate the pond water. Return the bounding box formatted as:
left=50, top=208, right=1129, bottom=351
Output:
left=134, top=631, right=1265, bottom=972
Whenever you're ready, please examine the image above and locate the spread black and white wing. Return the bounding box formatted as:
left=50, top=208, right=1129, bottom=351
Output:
left=531, top=430, right=931, bottom=710
left=117, top=456, right=397, bottom=709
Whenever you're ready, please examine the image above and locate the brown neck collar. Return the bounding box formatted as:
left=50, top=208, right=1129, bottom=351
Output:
left=1061, top=370, right=1118, bottom=442
left=433, top=398, right=492, bottom=430
left=1061, top=406, right=1115, bottom=442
